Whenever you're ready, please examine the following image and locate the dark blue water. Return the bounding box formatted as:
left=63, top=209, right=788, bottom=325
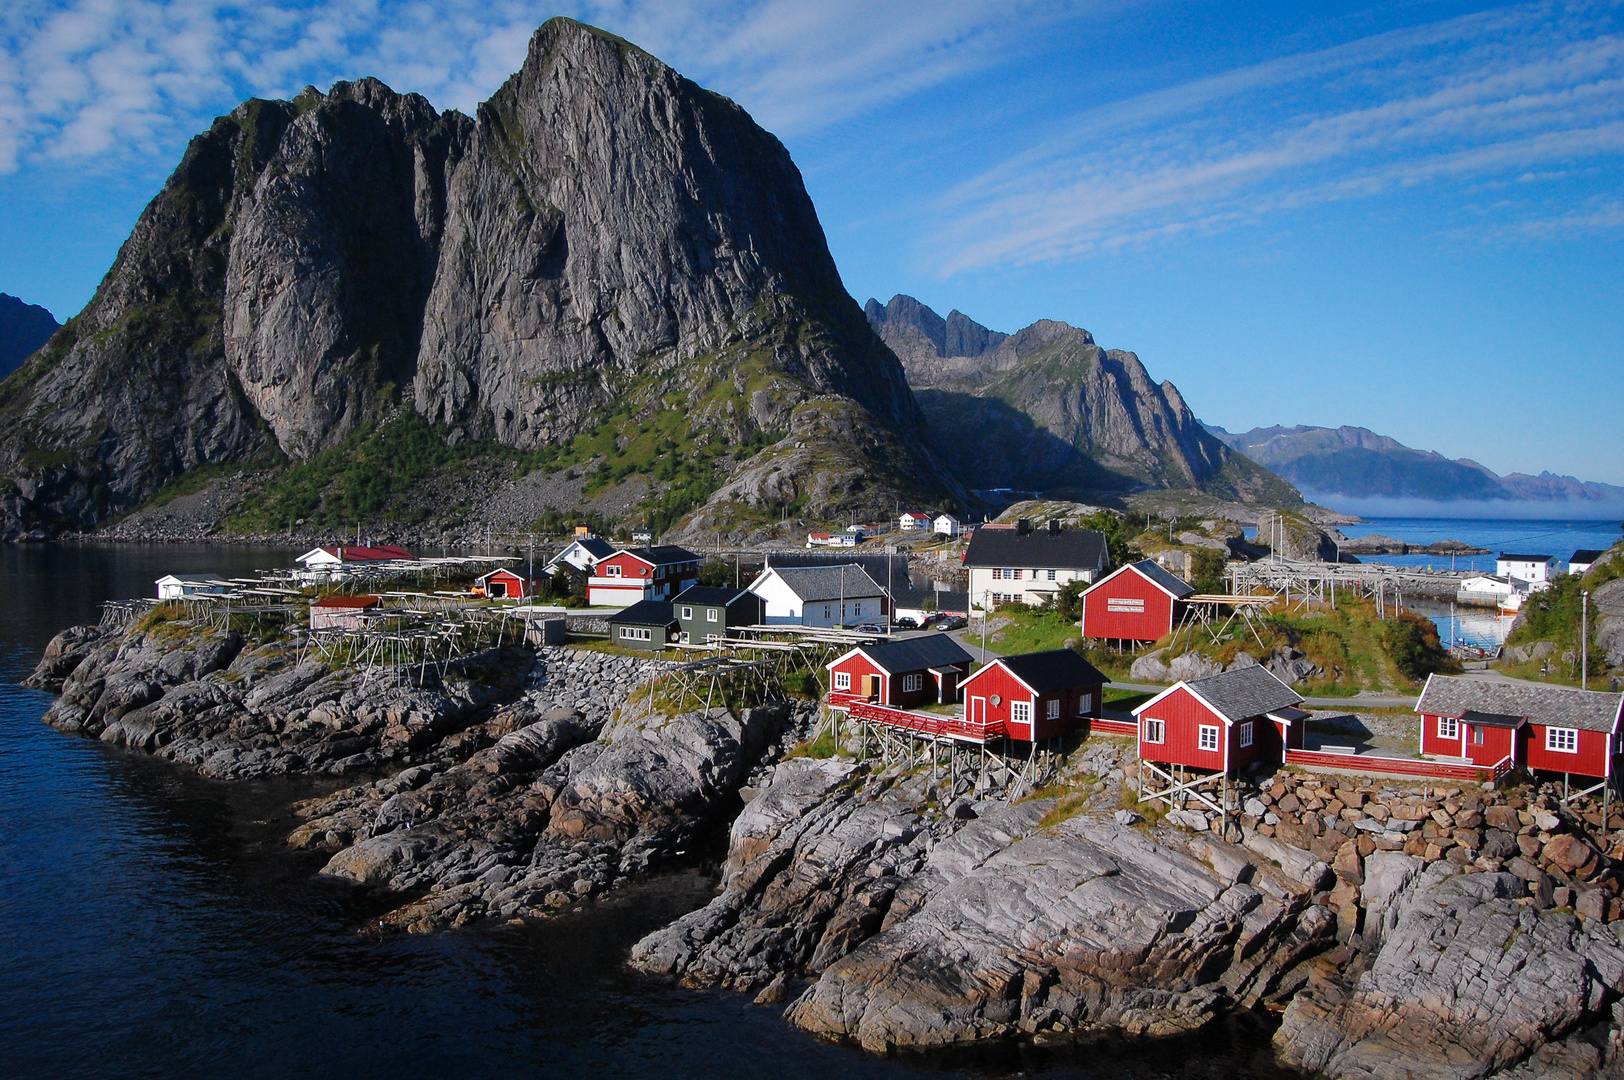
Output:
left=0, top=544, right=1293, bottom=1079
left=1337, top=517, right=1621, bottom=571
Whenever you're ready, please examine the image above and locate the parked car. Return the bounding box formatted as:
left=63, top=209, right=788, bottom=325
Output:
left=854, top=623, right=887, bottom=635
left=934, top=616, right=968, bottom=631
left=893, top=617, right=918, bottom=630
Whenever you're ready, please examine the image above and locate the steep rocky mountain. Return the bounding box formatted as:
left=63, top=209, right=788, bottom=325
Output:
left=0, top=19, right=948, bottom=541
left=1208, top=424, right=1624, bottom=507
left=0, top=294, right=59, bottom=379
left=866, top=294, right=1297, bottom=505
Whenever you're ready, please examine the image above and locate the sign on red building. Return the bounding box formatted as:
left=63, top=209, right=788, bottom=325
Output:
left=1079, top=560, right=1195, bottom=642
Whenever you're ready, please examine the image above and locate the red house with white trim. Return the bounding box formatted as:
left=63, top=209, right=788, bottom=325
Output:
left=826, top=636, right=975, bottom=710
left=586, top=546, right=701, bottom=607
left=1416, top=674, right=1624, bottom=780
left=959, top=649, right=1108, bottom=742
left=474, top=567, right=532, bottom=600
left=1079, top=559, right=1196, bottom=642
left=1133, top=665, right=1306, bottom=775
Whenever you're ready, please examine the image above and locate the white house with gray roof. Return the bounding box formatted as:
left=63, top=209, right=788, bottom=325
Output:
left=748, top=564, right=888, bottom=627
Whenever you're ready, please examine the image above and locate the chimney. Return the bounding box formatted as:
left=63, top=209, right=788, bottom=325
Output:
left=1017, top=518, right=1032, bottom=535
left=1047, top=519, right=1062, bottom=534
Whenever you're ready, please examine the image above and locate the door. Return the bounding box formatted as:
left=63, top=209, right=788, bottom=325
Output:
left=970, top=696, right=986, bottom=728
left=862, top=673, right=881, bottom=700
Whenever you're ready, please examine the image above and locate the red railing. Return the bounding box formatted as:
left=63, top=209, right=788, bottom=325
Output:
left=1088, top=718, right=1139, bottom=736
left=827, top=691, right=1005, bottom=743
left=1284, top=748, right=1508, bottom=783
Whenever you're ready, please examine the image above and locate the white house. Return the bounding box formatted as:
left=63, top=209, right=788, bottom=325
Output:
left=748, top=564, right=888, bottom=627
left=155, top=574, right=227, bottom=600
left=933, top=513, right=961, bottom=537
left=1458, top=574, right=1520, bottom=604
left=543, top=536, right=616, bottom=577
left=1571, top=550, right=1605, bottom=576
left=898, top=512, right=932, bottom=531
left=295, top=544, right=415, bottom=581
left=962, top=520, right=1109, bottom=609
left=1497, top=553, right=1556, bottom=589
left=807, top=530, right=863, bottom=548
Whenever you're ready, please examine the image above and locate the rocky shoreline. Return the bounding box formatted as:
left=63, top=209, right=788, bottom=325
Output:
left=24, top=609, right=1624, bottom=1077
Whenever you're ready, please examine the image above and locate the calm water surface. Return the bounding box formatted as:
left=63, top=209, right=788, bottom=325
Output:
left=0, top=544, right=1294, bottom=1079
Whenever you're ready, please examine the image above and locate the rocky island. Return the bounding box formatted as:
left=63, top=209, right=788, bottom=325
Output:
left=25, top=597, right=1624, bottom=1079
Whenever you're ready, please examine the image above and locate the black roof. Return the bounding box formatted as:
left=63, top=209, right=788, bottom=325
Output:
left=852, top=635, right=974, bottom=674
left=767, top=551, right=913, bottom=590
left=1122, top=559, right=1196, bottom=599
left=934, top=591, right=969, bottom=615
left=624, top=545, right=701, bottom=566
left=608, top=600, right=676, bottom=626
left=963, top=526, right=1108, bottom=570
left=1461, top=709, right=1527, bottom=729
left=997, top=649, right=1108, bottom=693
left=1572, top=550, right=1605, bottom=562
left=672, top=585, right=756, bottom=607
left=1499, top=553, right=1552, bottom=562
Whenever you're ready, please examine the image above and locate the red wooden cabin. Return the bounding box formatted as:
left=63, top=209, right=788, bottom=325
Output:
left=826, top=636, right=975, bottom=710
left=309, top=594, right=381, bottom=630
left=959, top=649, right=1107, bottom=743
left=586, top=546, right=701, bottom=607
left=1133, top=666, right=1305, bottom=775
left=1079, top=559, right=1195, bottom=642
left=474, top=567, right=531, bottom=599
left=1416, top=674, right=1623, bottom=780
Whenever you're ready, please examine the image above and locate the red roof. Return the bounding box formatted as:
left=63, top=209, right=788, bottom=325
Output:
left=311, top=594, right=382, bottom=609
left=339, top=545, right=413, bottom=561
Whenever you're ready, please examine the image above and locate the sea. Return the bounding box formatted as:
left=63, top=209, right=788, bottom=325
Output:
left=0, top=543, right=1294, bottom=1079
left=1330, top=517, right=1620, bottom=652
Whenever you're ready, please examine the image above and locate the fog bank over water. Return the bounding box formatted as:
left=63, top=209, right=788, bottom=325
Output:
left=1306, top=494, right=1624, bottom=522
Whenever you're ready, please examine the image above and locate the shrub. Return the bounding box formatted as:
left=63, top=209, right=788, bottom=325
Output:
left=1383, top=611, right=1460, bottom=682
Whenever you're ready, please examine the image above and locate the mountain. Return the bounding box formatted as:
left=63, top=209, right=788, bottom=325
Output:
left=866, top=295, right=1298, bottom=505
left=1207, top=424, right=1624, bottom=508
left=0, top=294, right=59, bottom=379
left=0, top=19, right=949, bottom=541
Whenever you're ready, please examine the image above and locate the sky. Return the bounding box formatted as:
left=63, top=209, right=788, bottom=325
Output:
left=1, top=0, right=1622, bottom=484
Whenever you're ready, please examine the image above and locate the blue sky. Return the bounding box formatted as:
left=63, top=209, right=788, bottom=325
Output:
left=2, top=0, right=1622, bottom=484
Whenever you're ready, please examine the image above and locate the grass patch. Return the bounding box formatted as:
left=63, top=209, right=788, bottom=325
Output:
left=985, top=608, right=1079, bottom=655
left=1103, top=688, right=1154, bottom=710
left=1039, top=793, right=1091, bottom=829
left=790, top=729, right=842, bottom=759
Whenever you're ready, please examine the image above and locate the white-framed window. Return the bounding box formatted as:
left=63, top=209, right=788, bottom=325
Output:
left=1438, top=716, right=1458, bottom=740
left=618, top=627, right=651, bottom=641
left=1143, top=718, right=1165, bottom=744
left=1012, top=569, right=1023, bottom=580
left=1472, top=727, right=1485, bottom=746
left=992, top=568, right=1002, bottom=580
left=606, top=564, right=621, bottom=577
left=1547, top=726, right=1579, bottom=753
left=1077, top=693, right=1092, bottom=716
left=902, top=673, right=922, bottom=693
left=1047, top=569, right=1057, bottom=581
left=681, top=606, right=693, bottom=620
left=706, top=633, right=721, bottom=643
left=1047, top=698, right=1060, bottom=720
left=1238, top=721, right=1254, bottom=748
left=833, top=671, right=851, bottom=690
left=707, top=608, right=719, bottom=622
left=1011, top=700, right=1032, bottom=724
left=1198, top=725, right=1220, bottom=752
left=854, top=602, right=862, bottom=617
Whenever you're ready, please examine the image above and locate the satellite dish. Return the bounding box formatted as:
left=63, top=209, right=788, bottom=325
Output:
left=989, top=694, right=1002, bottom=707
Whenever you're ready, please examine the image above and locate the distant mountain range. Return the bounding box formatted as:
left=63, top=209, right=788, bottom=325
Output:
left=0, top=294, right=59, bottom=379
left=1207, top=423, right=1624, bottom=509
left=866, top=295, right=1297, bottom=506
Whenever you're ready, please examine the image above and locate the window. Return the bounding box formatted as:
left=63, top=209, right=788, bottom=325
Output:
left=1012, top=569, right=1023, bottom=580
left=706, top=633, right=721, bottom=643
left=1198, top=725, right=1220, bottom=752
left=823, top=605, right=832, bottom=619
left=1238, top=721, right=1254, bottom=748
left=681, top=607, right=693, bottom=620
left=854, top=602, right=862, bottom=617
left=833, top=671, right=851, bottom=690
left=1547, top=727, right=1579, bottom=753
left=1437, top=716, right=1459, bottom=740
left=1047, top=569, right=1057, bottom=581
left=618, top=627, right=651, bottom=641
left=1143, top=718, right=1165, bottom=744
left=992, top=568, right=1002, bottom=580
left=902, top=673, right=922, bottom=693
left=1077, top=693, right=1092, bottom=716
left=606, top=565, right=621, bottom=577
left=1011, top=701, right=1032, bottom=724
left=1472, top=727, right=1484, bottom=745
left=707, top=608, right=719, bottom=622
left=1046, top=698, right=1060, bottom=720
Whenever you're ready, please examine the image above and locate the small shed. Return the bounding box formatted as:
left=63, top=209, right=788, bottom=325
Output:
left=959, top=649, right=1108, bottom=743
left=155, top=574, right=225, bottom=600
left=1416, top=674, right=1624, bottom=780
left=1133, top=666, right=1304, bottom=775
left=933, top=514, right=960, bottom=537
left=1079, top=559, right=1195, bottom=642
left=671, top=586, right=764, bottom=645
left=827, top=635, right=975, bottom=709
left=474, top=567, right=532, bottom=600
left=310, top=594, right=381, bottom=630
left=608, top=600, right=678, bottom=651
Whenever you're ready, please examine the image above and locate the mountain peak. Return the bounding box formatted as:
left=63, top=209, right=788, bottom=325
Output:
left=0, top=294, right=60, bottom=379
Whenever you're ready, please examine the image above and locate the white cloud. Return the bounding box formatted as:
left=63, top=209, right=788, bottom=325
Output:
left=928, top=1, right=1624, bottom=272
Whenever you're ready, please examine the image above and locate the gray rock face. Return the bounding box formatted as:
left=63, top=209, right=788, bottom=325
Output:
left=0, top=18, right=947, bottom=540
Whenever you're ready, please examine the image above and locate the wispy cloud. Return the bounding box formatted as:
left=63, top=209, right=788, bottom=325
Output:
left=929, top=1, right=1624, bottom=273
left=0, top=0, right=1093, bottom=175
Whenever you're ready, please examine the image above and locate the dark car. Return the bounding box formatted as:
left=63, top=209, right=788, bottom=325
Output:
left=893, top=617, right=918, bottom=630
left=934, top=616, right=968, bottom=631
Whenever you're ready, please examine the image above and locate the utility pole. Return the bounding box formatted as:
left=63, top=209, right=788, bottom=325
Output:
left=1583, top=590, right=1590, bottom=690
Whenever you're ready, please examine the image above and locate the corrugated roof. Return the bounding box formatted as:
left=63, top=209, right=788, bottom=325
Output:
left=766, top=564, right=886, bottom=603
left=1125, top=559, right=1196, bottom=599
left=1184, top=666, right=1303, bottom=724
left=609, top=599, right=676, bottom=625
left=1416, top=674, right=1623, bottom=733
left=853, top=635, right=974, bottom=675
left=996, top=649, right=1109, bottom=693
left=963, top=527, right=1108, bottom=570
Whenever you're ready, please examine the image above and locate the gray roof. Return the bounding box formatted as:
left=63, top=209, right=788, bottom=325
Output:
left=963, top=526, right=1108, bottom=570
left=998, top=649, right=1109, bottom=693
left=851, top=635, right=974, bottom=675
left=766, top=564, right=886, bottom=603
left=1416, top=674, right=1624, bottom=733
left=1180, top=666, right=1304, bottom=724
left=608, top=600, right=676, bottom=626
left=1124, top=559, right=1196, bottom=599
left=624, top=545, right=701, bottom=566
